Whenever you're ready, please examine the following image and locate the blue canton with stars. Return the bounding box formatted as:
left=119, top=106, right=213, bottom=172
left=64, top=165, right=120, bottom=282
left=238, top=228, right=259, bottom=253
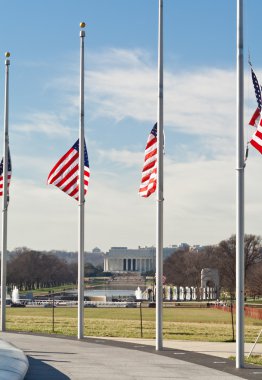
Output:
left=0, top=150, right=12, bottom=176
left=151, top=123, right=157, bottom=137
left=72, top=139, right=89, bottom=167
left=251, top=68, right=262, bottom=111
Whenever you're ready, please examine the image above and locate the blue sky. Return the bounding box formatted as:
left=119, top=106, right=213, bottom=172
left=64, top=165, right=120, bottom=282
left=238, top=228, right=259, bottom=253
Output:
left=0, top=0, right=262, bottom=252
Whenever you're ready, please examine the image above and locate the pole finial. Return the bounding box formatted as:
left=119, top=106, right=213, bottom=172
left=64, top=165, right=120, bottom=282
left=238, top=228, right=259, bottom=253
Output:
left=5, top=52, right=10, bottom=58
left=80, top=22, right=86, bottom=28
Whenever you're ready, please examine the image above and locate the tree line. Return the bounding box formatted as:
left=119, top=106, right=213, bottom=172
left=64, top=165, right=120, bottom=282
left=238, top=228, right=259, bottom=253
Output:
left=4, top=247, right=103, bottom=291
left=163, top=234, right=262, bottom=298
left=2, top=234, right=262, bottom=296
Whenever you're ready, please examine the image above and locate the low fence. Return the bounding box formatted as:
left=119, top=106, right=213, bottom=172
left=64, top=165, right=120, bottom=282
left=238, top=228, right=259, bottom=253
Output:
left=212, top=304, right=262, bottom=320
left=22, top=300, right=212, bottom=309
left=25, top=300, right=138, bottom=308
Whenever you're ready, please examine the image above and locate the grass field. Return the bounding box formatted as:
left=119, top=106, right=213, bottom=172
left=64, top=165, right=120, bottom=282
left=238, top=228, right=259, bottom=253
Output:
left=6, top=307, right=262, bottom=343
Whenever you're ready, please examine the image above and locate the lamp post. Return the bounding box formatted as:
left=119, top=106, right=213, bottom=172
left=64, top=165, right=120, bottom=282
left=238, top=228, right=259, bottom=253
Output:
left=49, top=290, right=55, bottom=333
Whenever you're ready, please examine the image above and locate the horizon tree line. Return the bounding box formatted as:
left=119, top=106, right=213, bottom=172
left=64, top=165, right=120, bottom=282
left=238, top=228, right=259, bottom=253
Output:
left=1, top=234, right=262, bottom=297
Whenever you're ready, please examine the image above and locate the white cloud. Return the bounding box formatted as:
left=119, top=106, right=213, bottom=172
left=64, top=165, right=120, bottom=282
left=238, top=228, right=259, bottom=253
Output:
left=8, top=179, right=78, bottom=251
left=12, top=154, right=56, bottom=182
left=164, top=156, right=235, bottom=244
left=3, top=48, right=262, bottom=251
left=97, top=148, right=143, bottom=168
left=88, top=48, right=152, bottom=69
left=11, top=48, right=261, bottom=143
left=85, top=49, right=260, bottom=138
left=13, top=112, right=72, bottom=136
left=4, top=145, right=262, bottom=252
left=86, top=50, right=234, bottom=134
left=16, top=48, right=257, bottom=143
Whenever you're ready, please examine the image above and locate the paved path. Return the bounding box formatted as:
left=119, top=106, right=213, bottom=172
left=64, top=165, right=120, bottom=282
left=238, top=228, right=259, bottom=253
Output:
left=101, top=337, right=262, bottom=359
left=1, top=332, right=262, bottom=380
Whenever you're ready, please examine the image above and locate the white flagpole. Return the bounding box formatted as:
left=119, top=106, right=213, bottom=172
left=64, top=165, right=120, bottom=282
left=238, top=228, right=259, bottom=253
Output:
left=236, top=0, right=245, bottom=368
left=1, top=52, right=10, bottom=332
left=156, top=0, right=164, bottom=351
left=78, top=23, right=85, bottom=340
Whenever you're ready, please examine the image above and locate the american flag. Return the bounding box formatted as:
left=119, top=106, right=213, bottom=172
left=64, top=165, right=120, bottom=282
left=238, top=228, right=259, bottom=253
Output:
left=47, top=139, right=90, bottom=201
left=139, top=123, right=157, bottom=198
left=250, top=119, right=262, bottom=154
left=0, top=150, right=12, bottom=197
left=249, top=67, right=262, bottom=127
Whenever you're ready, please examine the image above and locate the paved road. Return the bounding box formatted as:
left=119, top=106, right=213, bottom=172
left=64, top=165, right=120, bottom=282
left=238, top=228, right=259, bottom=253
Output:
left=1, top=332, right=262, bottom=380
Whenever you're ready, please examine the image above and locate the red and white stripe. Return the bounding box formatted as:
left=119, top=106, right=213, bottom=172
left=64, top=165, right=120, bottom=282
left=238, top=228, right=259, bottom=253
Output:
left=0, top=172, right=11, bottom=196
left=250, top=119, right=262, bottom=154
left=0, top=151, right=12, bottom=197
left=139, top=127, right=157, bottom=198
left=48, top=140, right=90, bottom=201
left=249, top=107, right=261, bottom=127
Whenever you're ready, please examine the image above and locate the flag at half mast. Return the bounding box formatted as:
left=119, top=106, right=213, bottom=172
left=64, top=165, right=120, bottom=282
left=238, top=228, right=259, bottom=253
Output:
left=249, top=66, right=262, bottom=127
left=139, top=123, right=157, bottom=198
left=0, top=149, right=12, bottom=197
left=47, top=139, right=90, bottom=201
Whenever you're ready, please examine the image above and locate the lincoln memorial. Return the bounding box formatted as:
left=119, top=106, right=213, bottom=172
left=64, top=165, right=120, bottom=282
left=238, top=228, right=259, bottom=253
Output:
left=104, top=246, right=176, bottom=273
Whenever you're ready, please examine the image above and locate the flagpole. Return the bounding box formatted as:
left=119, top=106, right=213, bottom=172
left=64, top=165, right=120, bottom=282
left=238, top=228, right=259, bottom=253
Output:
left=236, top=0, right=245, bottom=369
left=156, top=0, right=164, bottom=351
left=1, top=52, right=10, bottom=332
left=78, top=22, right=85, bottom=340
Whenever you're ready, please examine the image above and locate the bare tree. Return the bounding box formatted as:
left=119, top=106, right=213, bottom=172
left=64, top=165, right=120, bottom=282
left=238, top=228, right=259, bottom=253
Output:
left=216, top=234, right=262, bottom=295
left=6, top=248, right=77, bottom=290
left=163, top=235, right=262, bottom=298
left=246, top=262, right=262, bottom=299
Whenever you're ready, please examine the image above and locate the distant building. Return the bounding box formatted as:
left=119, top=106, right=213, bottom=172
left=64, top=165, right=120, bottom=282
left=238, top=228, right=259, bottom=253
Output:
left=178, top=243, right=190, bottom=250
left=104, top=246, right=176, bottom=273
left=41, top=243, right=204, bottom=273
left=85, top=248, right=105, bottom=267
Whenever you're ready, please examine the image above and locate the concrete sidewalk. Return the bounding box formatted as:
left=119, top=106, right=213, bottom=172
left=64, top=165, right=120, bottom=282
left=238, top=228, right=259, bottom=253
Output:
left=100, top=337, right=262, bottom=359
left=1, top=332, right=262, bottom=380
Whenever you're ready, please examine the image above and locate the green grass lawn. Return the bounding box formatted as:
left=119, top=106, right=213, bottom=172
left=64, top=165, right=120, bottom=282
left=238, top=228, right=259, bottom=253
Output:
left=244, top=355, right=262, bottom=366
left=5, top=307, right=262, bottom=343
left=230, top=355, right=262, bottom=366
